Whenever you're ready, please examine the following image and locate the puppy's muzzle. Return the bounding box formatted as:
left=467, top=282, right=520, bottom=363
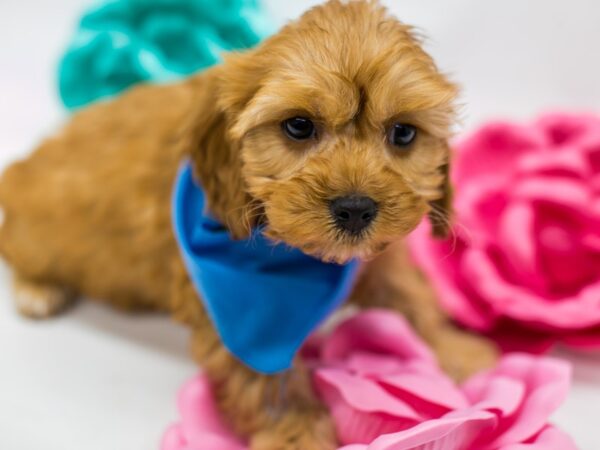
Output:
left=330, top=195, right=378, bottom=235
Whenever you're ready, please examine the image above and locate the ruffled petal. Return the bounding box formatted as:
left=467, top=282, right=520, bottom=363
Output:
left=497, top=425, right=578, bottom=450
left=315, top=369, right=423, bottom=444
left=462, top=248, right=600, bottom=330
left=408, top=222, right=497, bottom=330
left=536, top=112, right=600, bottom=148
left=321, top=309, right=436, bottom=366
left=453, top=122, right=545, bottom=188
left=350, top=410, right=495, bottom=450
left=169, top=375, right=246, bottom=450
left=59, top=0, right=272, bottom=108
left=467, top=355, right=571, bottom=448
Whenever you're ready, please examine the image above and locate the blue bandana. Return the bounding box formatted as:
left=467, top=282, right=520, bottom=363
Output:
left=172, top=163, right=360, bottom=374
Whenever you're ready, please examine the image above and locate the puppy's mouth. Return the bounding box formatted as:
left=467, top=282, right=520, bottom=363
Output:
left=302, top=234, right=389, bottom=265
left=270, top=225, right=388, bottom=266
left=260, top=192, right=423, bottom=264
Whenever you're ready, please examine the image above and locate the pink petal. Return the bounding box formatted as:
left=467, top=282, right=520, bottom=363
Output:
left=462, top=376, right=525, bottom=417
left=315, top=369, right=423, bottom=444
left=517, top=147, right=590, bottom=179
left=342, top=352, right=414, bottom=377
left=453, top=178, right=510, bottom=244
left=477, top=355, right=571, bottom=448
left=453, top=122, right=544, bottom=188
left=536, top=112, right=600, bottom=147
left=322, top=310, right=436, bottom=366
left=408, top=222, right=497, bottom=330
left=486, top=321, right=557, bottom=354
left=561, top=326, right=600, bottom=349
left=496, top=201, right=543, bottom=288
left=161, top=425, right=187, bottom=450
left=512, top=177, right=591, bottom=210
left=176, top=376, right=246, bottom=450
left=316, top=369, right=424, bottom=419
left=497, top=425, right=578, bottom=450
left=462, top=249, right=600, bottom=330
left=379, top=372, right=468, bottom=412
left=353, top=410, right=495, bottom=450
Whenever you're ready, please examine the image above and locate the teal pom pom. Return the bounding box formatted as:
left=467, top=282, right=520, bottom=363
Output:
left=59, top=0, right=274, bottom=109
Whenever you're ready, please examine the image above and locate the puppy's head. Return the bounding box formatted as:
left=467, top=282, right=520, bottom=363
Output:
left=185, top=0, right=457, bottom=263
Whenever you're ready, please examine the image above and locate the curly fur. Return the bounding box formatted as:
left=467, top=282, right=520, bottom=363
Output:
left=0, top=1, right=496, bottom=448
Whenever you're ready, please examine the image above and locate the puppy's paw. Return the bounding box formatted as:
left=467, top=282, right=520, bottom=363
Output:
left=13, top=277, right=75, bottom=319
left=250, top=409, right=337, bottom=450
left=433, top=326, right=499, bottom=382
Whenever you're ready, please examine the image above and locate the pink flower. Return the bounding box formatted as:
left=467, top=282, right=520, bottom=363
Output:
left=409, top=112, right=600, bottom=352
left=161, top=376, right=246, bottom=450
left=162, top=310, right=576, bottom=450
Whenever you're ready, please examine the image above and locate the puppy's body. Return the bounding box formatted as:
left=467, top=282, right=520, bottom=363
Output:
left=0, top=80, right=192, bottom=313
left=0, top=2, right=496, bottom=448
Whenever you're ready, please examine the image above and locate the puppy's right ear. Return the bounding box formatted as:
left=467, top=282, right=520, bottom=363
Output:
left=179, top=56, right=265, bottom=239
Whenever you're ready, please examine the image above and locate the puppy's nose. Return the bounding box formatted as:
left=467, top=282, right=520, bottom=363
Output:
left=330, top=196, right=378, bottom=235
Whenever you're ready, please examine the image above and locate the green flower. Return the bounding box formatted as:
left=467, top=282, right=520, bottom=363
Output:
left=59, top=0, right=273, bottom=109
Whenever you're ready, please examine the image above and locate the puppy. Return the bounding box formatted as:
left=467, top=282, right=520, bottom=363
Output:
left=0, top=1, right=496, bottom=448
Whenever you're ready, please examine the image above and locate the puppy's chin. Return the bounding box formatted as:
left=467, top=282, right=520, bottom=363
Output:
left=317, top=241, right=392, bottom=265
left=264, top=227, right=399, bottom=265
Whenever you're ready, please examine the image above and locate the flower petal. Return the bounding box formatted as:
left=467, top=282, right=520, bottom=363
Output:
left=477, top=355, right=572, bottom=448
left=321, top=310, right=436, bottom=366
left=497, top=425, right=578, bottom=450
left=408, top=223, right=497, bottom=330
left=161, top=424, right=187, bottom=450
left=353, top=410, right=495, bottom=450
left=379, top=372, right=468, bottom=412
left=315, top=368, right=422, bottom=444
left=453, top=122, right=544, bottom=188
left=462, top=376, right=525, bottom=418
left=463, top=249, right=600, bottom=330
left=536, top=112, right=600, bottom=148
left=176, top=376, right=246, bottom=450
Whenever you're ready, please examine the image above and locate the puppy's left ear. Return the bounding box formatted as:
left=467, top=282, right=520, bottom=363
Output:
left=428, top=162, right=453, bottom=239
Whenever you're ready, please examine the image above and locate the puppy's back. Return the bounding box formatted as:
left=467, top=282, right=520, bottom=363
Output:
left=0, top=79, right=197, bottom=309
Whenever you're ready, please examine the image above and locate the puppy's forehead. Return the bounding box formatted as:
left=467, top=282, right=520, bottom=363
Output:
left=261, top=1, right=454, bottom=126
left=231, top=1, right=456, bottom=138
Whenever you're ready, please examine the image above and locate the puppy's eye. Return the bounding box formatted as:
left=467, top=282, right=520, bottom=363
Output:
left=282, top=117, right=316, bottom=141
left=389, top=124, right=417, bottom=148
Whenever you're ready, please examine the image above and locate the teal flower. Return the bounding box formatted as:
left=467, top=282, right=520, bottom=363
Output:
left=59, top=0, right=273, bottom=109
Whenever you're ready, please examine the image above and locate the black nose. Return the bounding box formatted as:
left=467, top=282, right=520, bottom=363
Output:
left=330, top=195, right=378, bottom=235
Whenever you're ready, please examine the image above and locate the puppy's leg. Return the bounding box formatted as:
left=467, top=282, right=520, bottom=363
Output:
left=192, top=331, right=336, bottom=450
left=170, top=264, right=336, bottom=450
left=351, top=243, right=498, bottom=380
left=12, top=275, right=76, bottom=319
left=250, top=406, right=335, bottom=450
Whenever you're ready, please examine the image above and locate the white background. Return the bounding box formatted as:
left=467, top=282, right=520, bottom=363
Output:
left=1, top=1, right=600, bottom=449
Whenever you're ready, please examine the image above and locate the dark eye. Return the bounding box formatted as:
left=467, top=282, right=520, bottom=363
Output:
left=389, top=124, right=417, bottom=148
left=282, top=117, right=316, bottom=141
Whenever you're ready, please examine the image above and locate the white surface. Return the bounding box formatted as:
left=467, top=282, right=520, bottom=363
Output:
left=1, top=1, right=600, bottom=449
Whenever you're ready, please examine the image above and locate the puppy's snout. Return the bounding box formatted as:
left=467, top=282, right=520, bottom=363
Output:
left=330, top=196, right=378, bottom=235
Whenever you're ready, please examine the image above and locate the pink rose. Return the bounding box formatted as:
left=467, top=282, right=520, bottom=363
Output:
left=409, top=112, right=600, bottom=352
left=162, top=310, right=575, bottom=450
left=161, top=376, right=245, bottom=450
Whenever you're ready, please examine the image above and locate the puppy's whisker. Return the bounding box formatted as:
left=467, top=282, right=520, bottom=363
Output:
left=225, top=201, right=265, bottom=238
left=428, top=203, right=464, bottom=258
left=430, top=202, right=474, bottom=248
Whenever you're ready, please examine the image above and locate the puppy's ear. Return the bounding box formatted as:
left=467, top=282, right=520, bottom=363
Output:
left=428, top=162, right=452, bottom=239
left=180, top=57, right=264, bottom=239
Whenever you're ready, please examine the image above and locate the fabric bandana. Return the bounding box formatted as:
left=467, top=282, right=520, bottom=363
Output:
left=172, top=162, right=360, bottom=374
